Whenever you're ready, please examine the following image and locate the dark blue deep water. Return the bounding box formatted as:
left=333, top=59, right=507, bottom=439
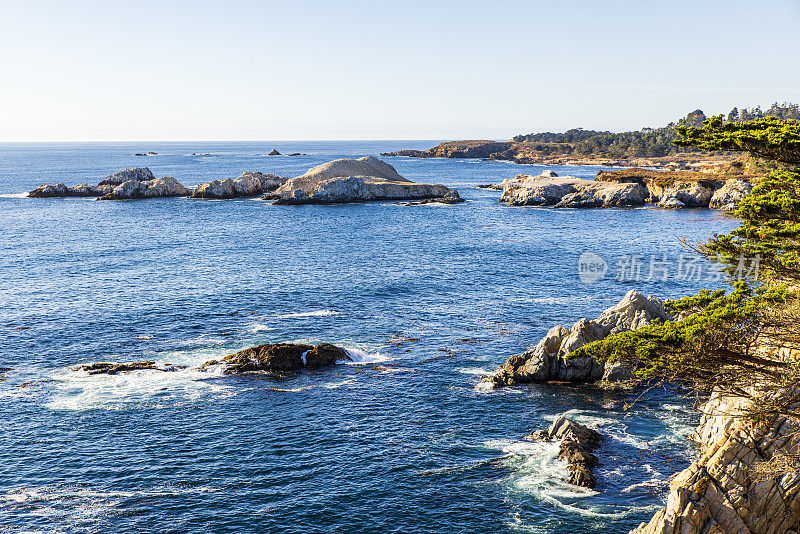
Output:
left=0, top=142, right=737, bottom=533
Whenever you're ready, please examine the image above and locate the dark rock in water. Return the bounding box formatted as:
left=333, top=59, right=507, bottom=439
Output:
left=99, top=168, right=156, bottom=186
left=191, top=172, right=288, bottom=199
left=527, top=415, right=602, bottom=488
left=201, top=342, right=351, bottom=374
left=28, top=183, right=70, bottom=198
left=287, top=153, right=306, bottom=156
left=76, top=361, right=185, bottom=375
left=0, top=367, right=11, bottom=381
left=268, top=149, right=281, bottom=156
left=394, top=190, right=465, bottom=206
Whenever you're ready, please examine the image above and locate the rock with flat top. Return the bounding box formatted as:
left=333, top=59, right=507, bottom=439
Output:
left=499, top=172, right=647, bottom=207
left=266, top=156, right=456, bottom=205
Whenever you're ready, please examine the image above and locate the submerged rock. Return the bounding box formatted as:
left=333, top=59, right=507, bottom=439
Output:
left=76, top=361, right=185, bottom=375
left=481, top=290, right=672, bottom=389
left=201, top=342, right=351, bottom=374
left=99, top=176, right=190, bottom=200
left=527, top=415, right=603, bottom=488
left=266, top=156, right=456, bottom=205
left=191, top=172, right=288, bottom=199
left=394, top=190, right=465, bottom=205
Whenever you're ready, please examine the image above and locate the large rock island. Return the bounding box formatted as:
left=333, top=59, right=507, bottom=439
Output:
left=264, top=156, right=460, bottom=205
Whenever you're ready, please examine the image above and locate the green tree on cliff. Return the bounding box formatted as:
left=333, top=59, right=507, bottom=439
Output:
left=570, top=115, right=800, bottom=426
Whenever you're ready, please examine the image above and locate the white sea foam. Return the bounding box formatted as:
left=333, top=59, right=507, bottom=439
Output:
left=0, top=192, right=29, bottom=198
left=46, top=361, right=235, bottom=412
left=248, top=323, right=273, bottom=333
left=455, top=367, right=491, bottom=375
left=343, top=347, right=391, bottom=365
left=275, top=309, right=340, bottom=319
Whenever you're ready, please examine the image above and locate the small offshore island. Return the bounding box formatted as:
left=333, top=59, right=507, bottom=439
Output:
left=27, top=156, right=463, bottom=205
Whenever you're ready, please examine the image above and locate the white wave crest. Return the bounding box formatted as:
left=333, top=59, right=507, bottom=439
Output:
left=275, top=310, right=339, bottom=319
left=0, top=192, right=29, bottom=198
left=343, top=347, right=391, bottom=365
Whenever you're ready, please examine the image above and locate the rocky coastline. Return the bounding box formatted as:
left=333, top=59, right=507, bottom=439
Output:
left=485, top=169, right=753, bottom=210
left=526, top=416, right=603, bottom=488
left=382, top=139, right=741, bottom=171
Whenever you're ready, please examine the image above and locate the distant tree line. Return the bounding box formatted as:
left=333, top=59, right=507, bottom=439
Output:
left=512, top=102, right=800, bottom=158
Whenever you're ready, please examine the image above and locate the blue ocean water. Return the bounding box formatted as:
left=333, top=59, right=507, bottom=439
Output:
left=0, top=142, right=737, bottom=533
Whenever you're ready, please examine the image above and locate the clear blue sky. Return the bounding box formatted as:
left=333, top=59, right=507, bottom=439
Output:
left=1, top=0, right=799, bottom=141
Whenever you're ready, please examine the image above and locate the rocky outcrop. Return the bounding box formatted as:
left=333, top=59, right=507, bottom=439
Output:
left=498, top=172, right=648, bottom=207
left=597, top=169, right=755, bottom=211
left=191, top=172, right=288, bottom=199
left=201, top=342, right=351, bottom=374
left=99, top=168, right=156, bottom=186
left=709, top=179, right=754, bottom=211
left=394, top=190, right=465, bottom=206
left=527, top=416, right=603, bottom=488
left=481, top=290, right=672, bottom=389
left=76, top=361, right=185, bottom=375
left=383, top=140, right=513, bottom=159
left=630, top=394, right=800, bottom=534
left=28, top=167, right=186, bottom=200
left=268, top=149, right=281, bottom=156
left=265, top=156, right=457, bottom=205
left=99, top=176, right=190, bottom=200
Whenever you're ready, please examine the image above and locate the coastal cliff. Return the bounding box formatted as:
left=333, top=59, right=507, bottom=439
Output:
left=630, top=393, right=800, bottom=534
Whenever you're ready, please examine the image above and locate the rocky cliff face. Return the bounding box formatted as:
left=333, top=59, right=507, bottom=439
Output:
left=383, top=140, right=512, bottom=159
left=630, top=393, right=800, bottom=534
left=481, top=290, right=672, bottom=389
left=267, top=156, right=458, bottom=205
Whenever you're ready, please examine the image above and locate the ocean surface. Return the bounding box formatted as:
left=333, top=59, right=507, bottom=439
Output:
left=0, top=141, right=737, bottom=533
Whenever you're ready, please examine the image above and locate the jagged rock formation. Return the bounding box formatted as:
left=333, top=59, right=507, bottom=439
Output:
left=191, top=172, right=288, bottom=199
left=99, top=176, right=190, bottom=200
left=265, top=156, right=457, bottom=205
left=201, top=342, right=351, bottom=373
left=498, top=172, right=648, bottom=207
left=630, top=393, right=800, bottom=534
left=481, top=290, right=672, bottom=389
left=527, top=415, right=603, bottom=488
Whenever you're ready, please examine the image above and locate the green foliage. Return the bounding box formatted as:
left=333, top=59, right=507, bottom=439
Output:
left=569, top=283, right=790, bottom=380
left=705, top=169, right=800, bottom=281
left=513, top=127, right=689, bottom=158
left=674, top=115, right=800, bottom=165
